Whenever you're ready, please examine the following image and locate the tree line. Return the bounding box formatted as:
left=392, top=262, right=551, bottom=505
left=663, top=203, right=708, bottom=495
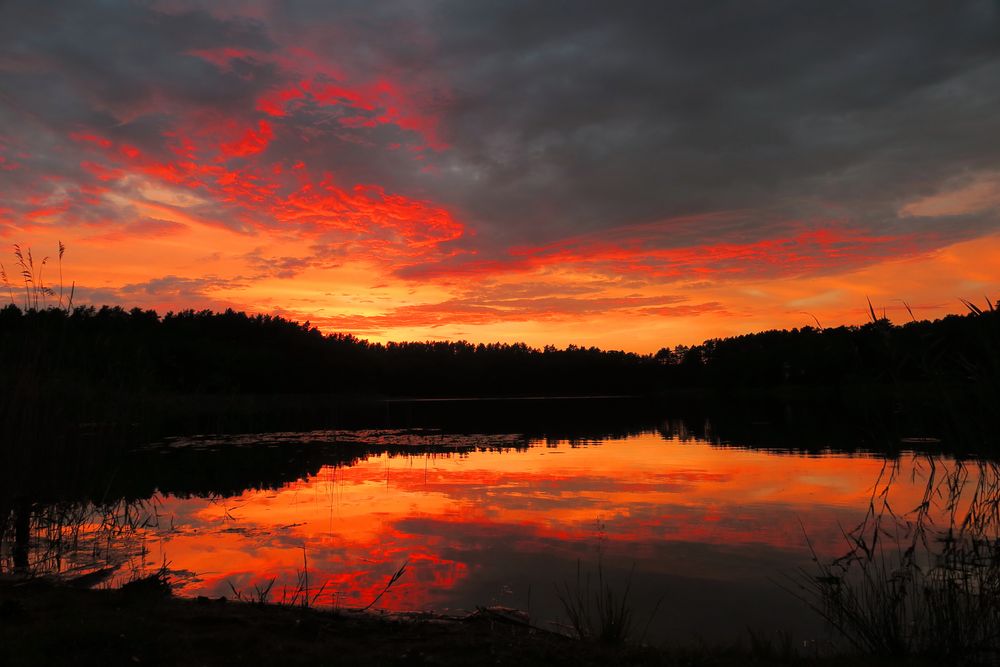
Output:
left=0, top=302, right=997, bottom=398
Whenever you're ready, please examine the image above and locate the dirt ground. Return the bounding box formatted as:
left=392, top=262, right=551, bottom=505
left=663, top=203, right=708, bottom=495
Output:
left=0, top=578, right=938, bottom=667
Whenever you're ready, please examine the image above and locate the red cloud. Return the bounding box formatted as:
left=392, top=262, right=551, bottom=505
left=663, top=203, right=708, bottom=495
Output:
left=185, top=47, right=263, bottom=70
left=275, top=179, right=464, bottom=248
left=27, top=203, right=70, bottom=219
left=219, top=120, right=274, bottom=158
left=80, top=161, right=124, bottom=181
left=68, top=126, right=464, bottom=256
left=255, top=85, right=306, bottom=117
left=23, top=40, right=454, bottom=253
left=191, top=46, right=447, bottom=151
left=399, top=224, right=927, bottom=284
left=69, top=132, right=113, bottom=149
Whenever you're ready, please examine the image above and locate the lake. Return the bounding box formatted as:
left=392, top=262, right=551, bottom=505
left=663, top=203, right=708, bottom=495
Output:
left=3, top=415, right=956, bottom=646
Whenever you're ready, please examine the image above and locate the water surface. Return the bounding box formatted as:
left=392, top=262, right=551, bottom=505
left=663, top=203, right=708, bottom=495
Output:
left=4, top=427, right=946, bottom=644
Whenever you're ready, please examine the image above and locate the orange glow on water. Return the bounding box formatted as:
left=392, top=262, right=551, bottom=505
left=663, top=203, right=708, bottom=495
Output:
left=97, top=433, right=935, bottom=641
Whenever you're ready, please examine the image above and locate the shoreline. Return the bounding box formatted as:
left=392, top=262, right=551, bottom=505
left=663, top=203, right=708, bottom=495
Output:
left=0, top=576, right=943, bottom=667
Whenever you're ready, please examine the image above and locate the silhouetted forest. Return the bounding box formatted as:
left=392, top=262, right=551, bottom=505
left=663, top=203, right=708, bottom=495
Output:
left=1, top=302, right=997, bottom=398
left=1, top=300, right=996, bottom=462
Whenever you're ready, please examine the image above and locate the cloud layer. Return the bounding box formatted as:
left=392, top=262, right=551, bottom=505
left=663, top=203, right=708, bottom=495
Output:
left=1, top=1, right=998, bottom=349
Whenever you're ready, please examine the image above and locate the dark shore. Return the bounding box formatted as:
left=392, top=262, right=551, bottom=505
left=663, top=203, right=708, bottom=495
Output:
left=0, top=577, right=942, bottom=667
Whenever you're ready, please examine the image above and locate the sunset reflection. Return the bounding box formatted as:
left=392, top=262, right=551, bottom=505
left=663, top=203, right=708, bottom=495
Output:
left=110, top=433, right=932, bottom=641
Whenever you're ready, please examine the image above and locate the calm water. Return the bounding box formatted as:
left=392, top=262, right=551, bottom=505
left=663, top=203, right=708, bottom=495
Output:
left=4, top=427, right=952, bottom=644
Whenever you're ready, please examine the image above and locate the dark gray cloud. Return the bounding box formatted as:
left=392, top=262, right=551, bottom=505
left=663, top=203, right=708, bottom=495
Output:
left=409, top=0, right=1000, bottom=254
left=73, top=274, right=246, bottom=311
left=240, top=248, right=323, bottom=279
left=1, top=0, right=998, bottom=276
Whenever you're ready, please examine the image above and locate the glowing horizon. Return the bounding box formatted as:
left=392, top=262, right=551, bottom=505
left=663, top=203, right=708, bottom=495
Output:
left=2, top=2, right=998, bottom=353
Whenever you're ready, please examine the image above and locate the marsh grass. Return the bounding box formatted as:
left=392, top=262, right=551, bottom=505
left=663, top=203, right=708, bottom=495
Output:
left=224, top=552, right=405, bottom=613
left=284, top=546, right=333, bottom=608
left=361, top=558, right=407, bottom=611
left=120, top=562, right=172, bottom=598
left=745, top=627, right=797, bottom=663
left=0, top=496, right=157, bottom=584
left=223, top=547, right=347, bottom=611
left=791, top=457, right=1000, bottom=661
left=228, top=577, right=276, bottom=605
left=1, top=242, right=72, bottom=312
left=555, top=557, right=662, bottom=645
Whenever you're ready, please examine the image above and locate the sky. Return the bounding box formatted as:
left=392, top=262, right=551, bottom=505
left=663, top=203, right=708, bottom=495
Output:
left=1, top=1, right=999, bottom=352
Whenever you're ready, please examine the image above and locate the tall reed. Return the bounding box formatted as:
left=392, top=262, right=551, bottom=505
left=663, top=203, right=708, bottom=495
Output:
left=791, top=456, right=1000, bottom=660
left=555, top=554, right=662, bottom=645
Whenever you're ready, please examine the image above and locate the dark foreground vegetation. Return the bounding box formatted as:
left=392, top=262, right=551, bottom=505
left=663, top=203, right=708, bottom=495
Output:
left=0, top=576, right=942, bottom=667
left=786, top=455, right=1000, bottom=664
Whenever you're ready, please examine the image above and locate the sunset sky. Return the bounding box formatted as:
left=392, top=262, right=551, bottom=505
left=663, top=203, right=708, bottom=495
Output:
left=1, top=1, right=998, bottom=352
